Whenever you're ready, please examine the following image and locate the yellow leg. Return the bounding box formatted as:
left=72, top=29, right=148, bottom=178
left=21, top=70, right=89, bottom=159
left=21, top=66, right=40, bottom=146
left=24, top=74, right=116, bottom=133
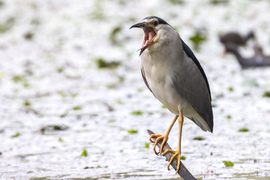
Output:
left=149, top=115, right=179, bottom=155
left=163, top=112, right=184, bottom=172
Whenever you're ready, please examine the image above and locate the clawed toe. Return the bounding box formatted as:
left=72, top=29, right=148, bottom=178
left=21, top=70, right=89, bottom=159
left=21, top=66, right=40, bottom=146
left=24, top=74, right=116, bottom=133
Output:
left=149, top=134, right=168, bottom=155
left=163, top=149, right=181, bottom=172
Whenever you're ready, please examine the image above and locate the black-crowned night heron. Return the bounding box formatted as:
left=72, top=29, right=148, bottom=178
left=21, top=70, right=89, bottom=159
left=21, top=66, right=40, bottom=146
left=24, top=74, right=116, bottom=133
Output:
left=130, top=16, right=213, bottom=172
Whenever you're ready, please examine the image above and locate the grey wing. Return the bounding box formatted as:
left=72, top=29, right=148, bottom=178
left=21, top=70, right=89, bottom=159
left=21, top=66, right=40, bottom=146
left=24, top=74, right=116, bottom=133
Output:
left=172, top=66, right=213, bottom=132
left=172, top=41, right=213, bottom=132
left=141, top=67, right=153, bottom=93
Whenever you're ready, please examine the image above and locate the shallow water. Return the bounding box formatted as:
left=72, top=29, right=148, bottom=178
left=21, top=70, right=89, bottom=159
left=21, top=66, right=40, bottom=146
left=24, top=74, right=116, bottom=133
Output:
left=1, top=0, right=270, bottom=179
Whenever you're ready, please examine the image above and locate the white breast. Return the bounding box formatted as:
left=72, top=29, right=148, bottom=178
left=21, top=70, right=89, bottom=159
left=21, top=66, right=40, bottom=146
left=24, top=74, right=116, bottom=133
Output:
left=140, top=26, right=187, bottom=115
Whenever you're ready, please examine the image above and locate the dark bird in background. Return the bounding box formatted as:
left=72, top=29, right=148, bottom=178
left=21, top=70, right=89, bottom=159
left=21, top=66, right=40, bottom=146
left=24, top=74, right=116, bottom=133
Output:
left=253, top=44, right=264, bottom=56
left=253, top=43, right=270, bottom=60
left=220, top=30, right=270, bottom=68
left=219, top=31, right=255, bottom=47
left=224, top=43, right=270, bottom=68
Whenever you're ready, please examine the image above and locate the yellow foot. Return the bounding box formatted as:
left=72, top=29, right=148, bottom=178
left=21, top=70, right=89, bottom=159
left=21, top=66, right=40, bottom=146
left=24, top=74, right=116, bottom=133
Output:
left=162, top=149, right=181, bottom=172
left=149, top=134, right=168, bottom=155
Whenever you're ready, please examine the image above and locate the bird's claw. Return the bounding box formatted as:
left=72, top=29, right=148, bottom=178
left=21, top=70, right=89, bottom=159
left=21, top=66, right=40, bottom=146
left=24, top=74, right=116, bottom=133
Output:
left=162, top=149, right=181, bottom=172
left=149, top=134, right=161, bottom=143
left=149, top=134, right=168, bottom=155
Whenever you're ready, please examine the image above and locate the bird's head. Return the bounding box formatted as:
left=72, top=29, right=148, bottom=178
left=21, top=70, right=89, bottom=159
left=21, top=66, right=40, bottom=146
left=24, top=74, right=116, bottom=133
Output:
left=130, top=16, right=169, bottom=55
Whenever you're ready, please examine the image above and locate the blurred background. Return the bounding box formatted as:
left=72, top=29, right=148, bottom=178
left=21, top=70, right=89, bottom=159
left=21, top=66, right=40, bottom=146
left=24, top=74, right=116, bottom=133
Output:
left=1, top=0, right=270, bottom=179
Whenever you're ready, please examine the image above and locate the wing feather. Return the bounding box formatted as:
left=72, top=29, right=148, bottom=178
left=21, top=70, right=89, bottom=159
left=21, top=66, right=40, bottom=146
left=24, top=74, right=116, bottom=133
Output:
left=173, top=40, right=213, bottom=132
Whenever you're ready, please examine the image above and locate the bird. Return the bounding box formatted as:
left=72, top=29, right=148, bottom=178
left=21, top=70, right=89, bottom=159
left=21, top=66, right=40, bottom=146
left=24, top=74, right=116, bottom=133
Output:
left=219, top=31, right=255, bottom=47
left=253, top=43, right=270, bottom=61
left=253, top=44, right=264, bottom=56
left=224, top=43, right=270, bottom=68
left=130, top=16, right=213, bottom=173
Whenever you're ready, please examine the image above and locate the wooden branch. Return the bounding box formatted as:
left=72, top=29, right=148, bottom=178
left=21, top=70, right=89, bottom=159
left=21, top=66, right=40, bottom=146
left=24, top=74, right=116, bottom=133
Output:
left=147, top=129, right=196, bottom=180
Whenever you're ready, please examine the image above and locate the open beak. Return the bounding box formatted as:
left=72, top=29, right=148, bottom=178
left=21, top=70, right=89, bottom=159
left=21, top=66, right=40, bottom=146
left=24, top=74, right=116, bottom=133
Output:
left=130, top=22, right=147, bottom=29
left=130, top=22, right=157, bottom=55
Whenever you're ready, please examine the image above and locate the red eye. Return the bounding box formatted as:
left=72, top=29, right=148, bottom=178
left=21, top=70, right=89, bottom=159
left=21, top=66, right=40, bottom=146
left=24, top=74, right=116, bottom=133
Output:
left=153, top=21, right=158, bottom=26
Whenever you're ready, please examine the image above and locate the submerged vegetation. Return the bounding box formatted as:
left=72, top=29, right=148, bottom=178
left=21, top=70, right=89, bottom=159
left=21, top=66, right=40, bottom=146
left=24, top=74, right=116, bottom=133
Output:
left=95, top=58, right=121, bottom=69
left=223, top=161, right=234, bottom=167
